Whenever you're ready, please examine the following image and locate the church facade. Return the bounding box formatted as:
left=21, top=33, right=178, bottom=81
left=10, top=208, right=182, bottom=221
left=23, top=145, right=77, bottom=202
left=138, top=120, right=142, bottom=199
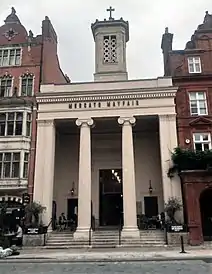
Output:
left=33, top=11, right=182, bottom=239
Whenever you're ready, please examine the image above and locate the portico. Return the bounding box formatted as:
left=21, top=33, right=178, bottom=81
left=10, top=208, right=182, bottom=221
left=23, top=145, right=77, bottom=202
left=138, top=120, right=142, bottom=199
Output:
left=33, top=9, right=182, bottom=241
left=33, top=77, right=182, bottom=239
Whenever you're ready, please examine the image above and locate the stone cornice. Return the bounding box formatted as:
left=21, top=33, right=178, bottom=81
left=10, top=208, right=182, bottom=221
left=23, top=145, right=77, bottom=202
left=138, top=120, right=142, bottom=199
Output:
left=37, top=90, right=176, bottom=104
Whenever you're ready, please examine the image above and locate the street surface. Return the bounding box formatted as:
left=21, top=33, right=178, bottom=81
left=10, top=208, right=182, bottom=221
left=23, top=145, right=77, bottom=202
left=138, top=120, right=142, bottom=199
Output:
left=0, top=261, right=212, bottom=273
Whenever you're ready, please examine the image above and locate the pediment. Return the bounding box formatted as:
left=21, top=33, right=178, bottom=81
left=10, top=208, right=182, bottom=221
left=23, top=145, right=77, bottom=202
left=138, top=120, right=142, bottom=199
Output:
left=189, top=117, right=212, bottom=126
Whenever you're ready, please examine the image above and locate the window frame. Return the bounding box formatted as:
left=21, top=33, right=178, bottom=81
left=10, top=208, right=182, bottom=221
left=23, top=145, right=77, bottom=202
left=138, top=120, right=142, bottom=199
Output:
left=193, top=133, right=211, bottom=151
left=0, top=47, right=22, bottom=67
left=23, top=152, right=29, bottom=179
left=0, top=152, right=21, bottom=179
left=0, top=111, right=24, bottom=137
left=189, top=91, right=208, bottom=116
left=0, top=75, right=13, bottom=97
left=20, top=74, right=34, bottom=96
left=187, top=56, right=202, bottom=74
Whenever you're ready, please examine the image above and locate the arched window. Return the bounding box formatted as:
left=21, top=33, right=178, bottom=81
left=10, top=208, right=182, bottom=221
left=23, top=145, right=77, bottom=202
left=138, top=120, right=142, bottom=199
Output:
left=21, top=73, right=34, bottom=96
left=0, top=75, right=12, bottom=97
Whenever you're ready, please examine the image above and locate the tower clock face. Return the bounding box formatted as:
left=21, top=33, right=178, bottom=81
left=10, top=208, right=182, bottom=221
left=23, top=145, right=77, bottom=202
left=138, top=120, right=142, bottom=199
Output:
left=3, top=28, right=18, bottom=41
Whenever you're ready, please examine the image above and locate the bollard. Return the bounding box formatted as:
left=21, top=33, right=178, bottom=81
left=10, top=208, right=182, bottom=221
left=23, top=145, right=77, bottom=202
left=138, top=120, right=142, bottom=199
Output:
left=180, top=235, right=186, bottom=253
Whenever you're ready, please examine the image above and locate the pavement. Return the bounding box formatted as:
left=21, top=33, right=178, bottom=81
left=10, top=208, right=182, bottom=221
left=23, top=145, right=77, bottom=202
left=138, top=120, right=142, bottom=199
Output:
left=1, top=246, right=212, bottom=263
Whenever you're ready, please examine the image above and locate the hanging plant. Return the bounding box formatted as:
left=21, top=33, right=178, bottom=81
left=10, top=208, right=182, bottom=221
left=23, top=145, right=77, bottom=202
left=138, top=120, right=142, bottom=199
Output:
left=167, top=147, right=212, bottom=178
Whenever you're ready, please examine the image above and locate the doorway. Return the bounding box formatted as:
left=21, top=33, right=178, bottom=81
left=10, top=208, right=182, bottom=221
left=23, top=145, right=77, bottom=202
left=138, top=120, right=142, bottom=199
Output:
left=67, top=198, right=78, bottom=224
left=200, top=188, right=212, bottom=240
left=144, top=196, right=159, bottom=217
left=99, top=169, right=123, bottom=226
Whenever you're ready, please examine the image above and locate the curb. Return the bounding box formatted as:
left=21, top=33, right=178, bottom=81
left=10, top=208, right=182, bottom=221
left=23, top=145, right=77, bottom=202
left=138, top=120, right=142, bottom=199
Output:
left=0, top=255, right=212, bottom=264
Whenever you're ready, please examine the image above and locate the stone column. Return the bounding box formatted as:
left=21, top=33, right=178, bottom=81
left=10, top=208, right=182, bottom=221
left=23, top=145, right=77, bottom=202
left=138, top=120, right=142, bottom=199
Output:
left=159, top=114, right=183, bottom=205
left=118, top=116, right=139, bottom=238
left=33, top=120, right=55, bottom=228
left=74, top=118, right=93, bottom=239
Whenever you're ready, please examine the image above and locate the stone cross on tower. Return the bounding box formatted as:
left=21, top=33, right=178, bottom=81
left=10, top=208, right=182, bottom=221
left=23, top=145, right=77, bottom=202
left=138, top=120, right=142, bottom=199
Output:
left=107, top=6, right=115, bottom=20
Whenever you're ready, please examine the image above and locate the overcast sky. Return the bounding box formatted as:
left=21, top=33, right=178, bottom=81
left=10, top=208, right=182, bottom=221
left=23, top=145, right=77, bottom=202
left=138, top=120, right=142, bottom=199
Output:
left=0, top=0, right=211, bottom=82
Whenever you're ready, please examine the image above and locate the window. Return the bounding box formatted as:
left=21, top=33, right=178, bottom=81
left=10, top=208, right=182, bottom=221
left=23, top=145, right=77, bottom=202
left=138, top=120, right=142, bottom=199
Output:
left=193, top=133, right=211, bottom=151
left=0, top=76, right=12, bottom=97
left=189, top=92, right=207, bottom=115
left=0, top=112, right=23, bottom=136
left=23, top=153, right=29, bottom=179
left=188, top=56, right=201, bottom=73
left=0, top=48, right=21, bottom=67
left=26, top=113, right=32, bottom=136
left=103, top=35, right=117, bottom=63
left=21, top=75, right=33, bottom=96
left=0, top=152, right=20, bottom=178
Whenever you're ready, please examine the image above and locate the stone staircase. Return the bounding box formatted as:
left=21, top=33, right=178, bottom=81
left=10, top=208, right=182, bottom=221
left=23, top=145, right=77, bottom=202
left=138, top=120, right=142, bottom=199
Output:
left=121, top=230, right=165, bottom=247
left=92, top=229, right=119, bottom=248
left=45, top=231, right=89, bottom=249
left=45, top=229, right=165, bottom=249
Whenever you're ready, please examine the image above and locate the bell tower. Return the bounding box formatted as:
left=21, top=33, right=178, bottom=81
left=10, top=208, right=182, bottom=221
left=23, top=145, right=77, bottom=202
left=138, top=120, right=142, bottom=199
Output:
left=91, top=7, right=129, bottom=82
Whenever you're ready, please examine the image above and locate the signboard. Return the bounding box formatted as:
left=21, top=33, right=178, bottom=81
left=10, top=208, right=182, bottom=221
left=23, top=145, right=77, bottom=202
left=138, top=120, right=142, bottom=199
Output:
left=26, top=228, right=39, bottom=235
left=171, top=225, right=184, bottom=232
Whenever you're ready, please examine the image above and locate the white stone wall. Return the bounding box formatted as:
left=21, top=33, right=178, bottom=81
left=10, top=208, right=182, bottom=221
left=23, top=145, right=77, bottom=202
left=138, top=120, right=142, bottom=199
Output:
left=53, top=130, right=164, bottom=221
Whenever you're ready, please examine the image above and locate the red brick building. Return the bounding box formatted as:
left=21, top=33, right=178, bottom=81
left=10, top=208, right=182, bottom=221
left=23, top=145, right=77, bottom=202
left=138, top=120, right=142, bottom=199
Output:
left=0, top=7, right=68, bottom=208
left=161, top=11, right=212, bottom=245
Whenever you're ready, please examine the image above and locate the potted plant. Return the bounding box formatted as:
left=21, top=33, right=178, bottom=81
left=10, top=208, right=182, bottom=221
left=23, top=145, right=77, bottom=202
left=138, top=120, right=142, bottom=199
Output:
left=24, top=202, right=46, bottom=233
left=164, top=197, right=182, bottom=227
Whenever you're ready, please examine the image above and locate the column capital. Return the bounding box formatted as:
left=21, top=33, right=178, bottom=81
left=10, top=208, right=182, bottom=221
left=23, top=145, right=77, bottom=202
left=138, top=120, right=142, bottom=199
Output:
left=37, top=119, right=54, bottom=127
left=158, top=114, right=176, bottom=122
left=76, top=118, right=94, bottom=127
left=118, top=116, right=136, bottom=126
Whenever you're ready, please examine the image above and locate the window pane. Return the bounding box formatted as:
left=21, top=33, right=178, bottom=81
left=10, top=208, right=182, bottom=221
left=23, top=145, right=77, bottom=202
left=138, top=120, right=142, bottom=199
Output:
left=15, top=121, right=22, bottom=135
left=188, top=57, right=193, bottom=63
left=7, top=122, right=14, bottom=135
left=0, top=153, right=3, bottom=161
left=194, top=133, right=201, bottom=141
left=27, top=113, right=32, bottom=121
left=197, top=92, right=205, bottom=99
left=189, top=64, right=194, bottom=73
left=204, top=144, right=210, bottom=150
left=189, top=93, right=197, bottom=100
left=4, top=153, right=11, bottom=161
left=13, top=153, right=20, bottom=161
left=202, top=134, right=209, bottom=141
left=23, top=163, right=28, bottom=178
left=16, top=113, right=23, bottom=121
left=24, top=153, right=29, bottom=161
left=8, top=113, right=14, bottom=120
left=26, top=121, right=31, bottom=136
left=12, top=162, right=19, bottom=177
left=3, top=162, right=11, bottom=178
left=191, top=107, right=198, bottom=115
left=195, top=143, right=202, bottom=151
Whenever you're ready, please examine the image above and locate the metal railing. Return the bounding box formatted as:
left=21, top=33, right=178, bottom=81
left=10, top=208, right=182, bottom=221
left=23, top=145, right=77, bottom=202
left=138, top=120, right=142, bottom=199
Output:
left=43, top=218, right=52, bottom=246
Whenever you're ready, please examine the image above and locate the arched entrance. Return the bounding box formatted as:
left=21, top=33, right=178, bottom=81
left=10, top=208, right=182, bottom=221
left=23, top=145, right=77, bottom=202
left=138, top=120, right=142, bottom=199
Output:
left=200, top=188, right=212, bottom=241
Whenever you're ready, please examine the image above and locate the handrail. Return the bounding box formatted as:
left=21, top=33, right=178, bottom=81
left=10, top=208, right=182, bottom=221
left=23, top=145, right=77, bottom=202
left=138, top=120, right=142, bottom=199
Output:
left=43, top=218, right=52, bottom=246
left=47, top=218, right=52, bottom=229
left=118, top=218, right=122, bottom=246
left=88, top=226, right=92, bottom=246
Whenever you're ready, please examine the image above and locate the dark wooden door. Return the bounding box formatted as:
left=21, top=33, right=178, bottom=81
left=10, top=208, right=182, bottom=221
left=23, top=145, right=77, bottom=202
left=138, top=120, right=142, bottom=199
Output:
left=67, top=198, right=78, bottom=221
left=144, top=196, right=158, bottom=217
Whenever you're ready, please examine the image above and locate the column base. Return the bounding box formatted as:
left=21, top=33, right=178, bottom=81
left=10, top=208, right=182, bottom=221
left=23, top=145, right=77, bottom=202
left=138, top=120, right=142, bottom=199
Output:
left=121, top=226, right=140, bottom=239
left=74, top=227, right=92, bottom=240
